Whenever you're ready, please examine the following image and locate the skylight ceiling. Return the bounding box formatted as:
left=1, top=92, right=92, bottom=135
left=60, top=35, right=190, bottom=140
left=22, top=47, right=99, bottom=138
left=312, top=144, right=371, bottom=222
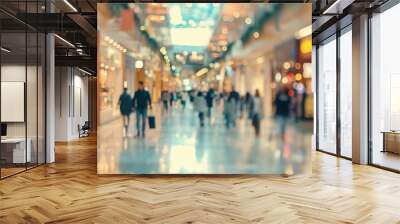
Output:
left=166, top=3, right=222, bottom=47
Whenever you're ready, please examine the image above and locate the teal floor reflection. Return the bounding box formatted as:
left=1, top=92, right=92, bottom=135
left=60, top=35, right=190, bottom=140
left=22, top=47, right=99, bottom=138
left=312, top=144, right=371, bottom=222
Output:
left=97, top=104, right=312, bottom=174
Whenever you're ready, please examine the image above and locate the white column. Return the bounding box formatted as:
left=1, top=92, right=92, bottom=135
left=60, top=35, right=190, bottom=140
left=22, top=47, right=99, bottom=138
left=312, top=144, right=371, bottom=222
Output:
left=46, top=33, right=55, bottom=163
left=352, top=14, right=369, bottom=164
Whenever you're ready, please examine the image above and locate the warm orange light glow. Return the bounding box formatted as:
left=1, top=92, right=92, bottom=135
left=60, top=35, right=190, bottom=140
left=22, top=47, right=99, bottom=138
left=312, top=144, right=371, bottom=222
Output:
left=295, top=73, right=302, bottom=81
left=300, top=37, right=312, bottom=54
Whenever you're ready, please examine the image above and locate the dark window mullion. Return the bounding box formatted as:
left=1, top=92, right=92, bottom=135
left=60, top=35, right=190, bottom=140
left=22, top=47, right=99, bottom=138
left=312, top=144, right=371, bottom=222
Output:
left=336, top=28, right=341, bottom=157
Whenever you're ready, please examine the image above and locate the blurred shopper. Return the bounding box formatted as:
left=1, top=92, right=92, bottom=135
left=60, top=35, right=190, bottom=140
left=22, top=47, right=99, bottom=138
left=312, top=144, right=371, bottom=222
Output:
left=205, top=88, right=215, bottom=119
left=274, top=86, right=291, bottom=140
left=250, top=89, right=264, bottom=137
left=181, top=91, right=188, bottom=109
left=231, top=87, right=240, bottom=103
left=224, top=92, right=238, bottom=128
left=189, top=91, right=195, bottom=103
left=294, top=82, right=305, bottom=121
left=194, top=91, right=207, bottom=127
left=244, top=92, right=253, bottom=120
left=170, top=91, right=176, bottom=108
left=132, top=81, right=152, bottom=137
left=161, top=90, right=170, bottom=113
left=118, top=87, right=132, bottom=136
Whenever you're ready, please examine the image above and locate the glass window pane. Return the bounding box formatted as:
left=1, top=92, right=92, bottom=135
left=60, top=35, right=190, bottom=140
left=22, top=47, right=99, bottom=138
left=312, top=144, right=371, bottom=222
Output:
left=318, top=37, right=337, bottom=154
left=340, top=29, right=352, bottom=158
left=1, top=30, right=28, bottom=177
left=371, top=4, right=400, bottom=171
left=27, top=31, right=38, bottom=168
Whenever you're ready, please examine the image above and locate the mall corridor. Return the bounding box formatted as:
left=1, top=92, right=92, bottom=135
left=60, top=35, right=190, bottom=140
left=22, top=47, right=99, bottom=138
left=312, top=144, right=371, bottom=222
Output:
left=1, top=0, right=400, bottom=223
left=98, top=103, right=312, bottom=174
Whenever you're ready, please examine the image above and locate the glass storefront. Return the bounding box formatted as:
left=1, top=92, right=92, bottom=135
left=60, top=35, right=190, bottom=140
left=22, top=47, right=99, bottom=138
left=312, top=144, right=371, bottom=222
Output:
left=317, top=36, right=337, bottom=154
left=0, top=1, right=47, bottom=179
left=316, top=26, right=353, bottom=158
left=370, top=3, right=400, bottom=171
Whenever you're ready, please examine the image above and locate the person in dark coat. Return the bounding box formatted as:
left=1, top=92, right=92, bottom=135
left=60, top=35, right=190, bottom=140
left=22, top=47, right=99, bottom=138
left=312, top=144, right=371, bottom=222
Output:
left=250, top=89, right=264, bottom=137
left=205, top=89, right=215, bottom=119
left=118, top=87, right=132, bottom=136
left=274, top=86, right=291, bottom=140
left=132, top=81, right=152, bottom=137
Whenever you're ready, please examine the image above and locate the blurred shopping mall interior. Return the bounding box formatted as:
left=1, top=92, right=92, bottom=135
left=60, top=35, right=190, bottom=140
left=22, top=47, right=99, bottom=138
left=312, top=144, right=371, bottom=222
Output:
left=0, top=0, right=400, bottom=223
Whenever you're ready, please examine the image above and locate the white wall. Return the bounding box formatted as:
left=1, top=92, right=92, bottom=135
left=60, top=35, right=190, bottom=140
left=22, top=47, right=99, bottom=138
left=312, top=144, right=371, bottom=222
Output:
left=55, top=67, right=89, bottom=141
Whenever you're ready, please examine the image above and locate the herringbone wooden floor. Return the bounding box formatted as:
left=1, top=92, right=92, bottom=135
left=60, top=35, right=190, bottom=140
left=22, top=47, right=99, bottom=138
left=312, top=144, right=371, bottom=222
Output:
left=1, top=136, right=400, bottom=224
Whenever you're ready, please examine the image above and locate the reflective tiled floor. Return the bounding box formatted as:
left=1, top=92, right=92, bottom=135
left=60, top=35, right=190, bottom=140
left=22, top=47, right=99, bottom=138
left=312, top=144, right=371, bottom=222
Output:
left=98, top=103, right=313, bottom=174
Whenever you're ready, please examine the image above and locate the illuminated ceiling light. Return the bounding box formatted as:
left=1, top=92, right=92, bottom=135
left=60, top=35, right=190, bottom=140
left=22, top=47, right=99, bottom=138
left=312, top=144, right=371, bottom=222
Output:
left=295, top=25, right=312, bottom=39
left=100, top=63, right=105, bottom=68
left=256, top=57, right=264, bottom=64
left=233, top=12, right=240, bottom=19
left=253, top=32, right=260, bottom=39
left=140, top=25, right=145, bottom=31
left=322, top=0, right=345, bottom=15
left=135, top=60, right=144, bottom=69
left=63, top=0, right=78, bottom=12
left=123, top=49, right=127, bottom=53
left=222, top=46, right=227, bottom=51
left=1, top=47, right=11, bottom=53
left=104, top=36, right=110, bottom=41
left=245, top=17, right=252, bottom=25
left=196, top=68, right=208, bottom=77
left=170, top=28, right=213, bottom=46
left=78, top=67, right=93, bottom=76
left=54, top=34, right=75, bottom=48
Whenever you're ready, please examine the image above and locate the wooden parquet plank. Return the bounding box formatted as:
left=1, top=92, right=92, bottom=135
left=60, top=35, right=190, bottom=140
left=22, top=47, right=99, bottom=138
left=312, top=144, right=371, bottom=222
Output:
left=0, top=136, right=400, bottom=223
